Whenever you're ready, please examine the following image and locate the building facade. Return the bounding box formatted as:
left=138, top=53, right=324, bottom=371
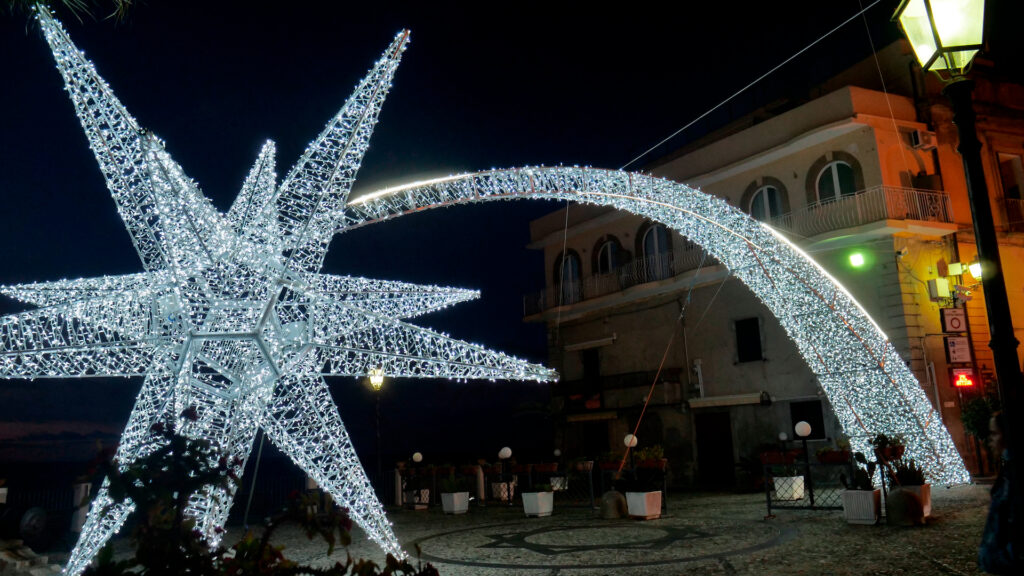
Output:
left=524, top=42, right=1024, bottom=487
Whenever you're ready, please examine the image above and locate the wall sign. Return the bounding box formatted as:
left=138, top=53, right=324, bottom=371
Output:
left=940, top=308, right=967, bottom=333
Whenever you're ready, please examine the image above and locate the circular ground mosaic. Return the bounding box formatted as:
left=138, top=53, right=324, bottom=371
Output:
left=413, top=516, right=791, bottom=570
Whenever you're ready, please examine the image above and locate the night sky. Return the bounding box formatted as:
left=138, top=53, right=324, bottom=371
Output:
left=0, top=1, right=980, bottom=469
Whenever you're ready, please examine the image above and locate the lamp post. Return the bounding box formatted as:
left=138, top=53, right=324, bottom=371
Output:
left=894, top=0, right=1022, bottom=557
left=795, top=421, right=814, bottom=507
left=368, top=368, right=385, bottom=484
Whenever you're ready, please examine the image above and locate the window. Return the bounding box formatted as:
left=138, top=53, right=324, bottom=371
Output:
left=596, top=240, right=618, bottom=275
left=789, top=400, right=826, bottom=440
left=641, top=224, right=672, bottom=281
left=749, top=185, right=782, bottom=221
left=998, top=153, right=1023, bottom=200
left=735, top=317, right=763, bottom=362
left=555, top=251, right=581, bottom=305
left=816, top=161, right=856, bottom=202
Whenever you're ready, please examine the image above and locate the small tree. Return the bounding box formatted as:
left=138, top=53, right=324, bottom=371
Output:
left=86, top=408, right=438, bottom=576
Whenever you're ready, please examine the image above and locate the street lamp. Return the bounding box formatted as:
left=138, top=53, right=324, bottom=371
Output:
left=367, top=368, right=386, bottom=483
left=894, top=0, right=1023, bottom=555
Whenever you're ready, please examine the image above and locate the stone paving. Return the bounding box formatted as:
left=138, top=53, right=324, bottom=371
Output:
left=275, top=483, right=993, bottom=575
left=15, top=484, right=993, bottom=575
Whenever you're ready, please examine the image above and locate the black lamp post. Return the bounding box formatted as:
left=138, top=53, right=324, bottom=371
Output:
left=369, top=368, right=385, bottom=485
left=894, top=0, right=1022, bottom=559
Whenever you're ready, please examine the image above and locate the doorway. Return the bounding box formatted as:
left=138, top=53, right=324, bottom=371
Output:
left=695, top=411, right=735, bottom=489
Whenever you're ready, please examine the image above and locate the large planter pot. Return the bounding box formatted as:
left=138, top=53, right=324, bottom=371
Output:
left=626, top=491, right=662, bottom=520
left=904, top=484, right=931, bottom=517
left=773, top=476, right=805, bottom=500
left=841, top=489, right=881, bottom=525
left=885, top=487, right=926, bottom=526
left=522, top=491, right=554, bottom=517
left=441, top=491, right=469, bottom=514
left=403, top=489, right=430, bottom=510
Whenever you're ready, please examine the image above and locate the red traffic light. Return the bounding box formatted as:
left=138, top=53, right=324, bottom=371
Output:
left=952, top=369, right=976, bottom=388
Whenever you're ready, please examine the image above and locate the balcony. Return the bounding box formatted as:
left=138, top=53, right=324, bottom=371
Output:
left=767, top=185, right=954, bottom=239
left=523, top=249, right=710, bottom=316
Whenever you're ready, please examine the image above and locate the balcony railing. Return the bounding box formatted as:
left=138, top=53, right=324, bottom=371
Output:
left=524, top=249, right=709, bottom=316
left=767, top=185, right=953, bottom=238
left=1006, top=198, right=1024, bottom=232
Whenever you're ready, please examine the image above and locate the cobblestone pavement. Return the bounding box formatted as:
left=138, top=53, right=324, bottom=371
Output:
left=274, top=484, right=992, bottom=576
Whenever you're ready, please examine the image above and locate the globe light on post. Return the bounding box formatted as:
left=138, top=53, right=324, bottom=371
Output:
left=412, top=452, right=423, bottom=463
left=498, top=447, right=512, bottom=460
left=553, top=449, right=562, bottom=458
left=623, top=434, right=638, bottom=448
left=794, top=421, right=812, bottom=438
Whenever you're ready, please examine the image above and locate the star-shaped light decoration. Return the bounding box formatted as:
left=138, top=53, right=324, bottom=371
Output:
left=0, top=8, right=555, bottom=574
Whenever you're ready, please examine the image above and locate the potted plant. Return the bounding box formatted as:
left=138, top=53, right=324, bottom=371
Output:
left=401, top=467, right=429, bottom=510
left=758, top=448, right=801, bottom=465
left=816, top=436, right=852, bottom=464
left=521, top=483, right=554, bottom=517
left=635, top=445, right=668, bottom=471
left=887, top=458, right=930, bottom=524
left=869, top=433, right=906, bottom=463
left=598, top=451, right=623, bottom=471
left=770, top=464, right=804, bottom=501
left=617, top=474, right=663, bottom=520
left=440, top=476, right=472, bottom=515
left=839, top=452, right=881, bottom=524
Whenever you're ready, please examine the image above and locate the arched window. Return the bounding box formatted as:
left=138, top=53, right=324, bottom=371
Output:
left=641, top=224, right=672, bottom=281
left=816, top=161, right=856, bottom=202
left=554, top=251, right=582, bottom=305
left=749, top=185, right=782, bottom=221
left=596, top=240, right=618, bottom=275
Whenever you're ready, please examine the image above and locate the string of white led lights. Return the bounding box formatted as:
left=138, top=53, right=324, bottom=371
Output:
left=342, top=167, right=972, bottom=487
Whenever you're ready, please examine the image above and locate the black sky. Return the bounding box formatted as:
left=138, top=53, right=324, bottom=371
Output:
left=0, top=0, right=931, bottom=465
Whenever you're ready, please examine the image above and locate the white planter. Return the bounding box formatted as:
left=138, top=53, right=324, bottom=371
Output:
left=71, top=482, right=92, bottom=533
left=904, top=484, right=932, bottom=517
left=550, top=476, right=568, bottom=491
left=403, top=488, right=430, bottom=510
left=441, top=492, right=469, bottom=514
left=841, top=489, right=881, bottom=525
left=0, top=486, right=7, bottom=505
left=522, top=491, right=554, bottom=517
left=773, top=476, right=805, bottom=501
left=626, top=491, right=662, bottom=520
left=491, top=481, right=515, bottom=502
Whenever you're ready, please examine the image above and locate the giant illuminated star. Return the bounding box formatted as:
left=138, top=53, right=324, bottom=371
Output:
left=0, top=8, right=555, bottom=574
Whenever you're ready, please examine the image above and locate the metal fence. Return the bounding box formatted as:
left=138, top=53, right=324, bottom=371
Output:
left=768, top=186, right=953, bottom=239
left=764, top=460, right=855, bottom=515
left=524, top=248, right=709, bottom=315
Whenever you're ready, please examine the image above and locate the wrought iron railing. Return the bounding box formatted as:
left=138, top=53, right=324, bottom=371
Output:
left=524, top=249, right=708, bottom=315
left=767, top=186, right=953, bottom=239
left=1005, top=198, right=1024, bottom=231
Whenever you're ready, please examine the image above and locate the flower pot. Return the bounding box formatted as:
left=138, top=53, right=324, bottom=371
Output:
left=759, top=450, right=800, bottom=465
left=904, top=484, right=931, bottom=517
left=625, top=491, right=662, bottom=520
left=874, top=446, right=905, bottom=462
left=0, top=486, right=7, bottom=505
left=522, top=491, right=554, bottom=517
left=550, top=476, right=568, bottom=491
left=533, top=463, right=558, bottom=474
left=574, top=460, right=594, bottom=472
left=772, top=476, right=804, bottom=500
left=441, top=491, right=469, bottom=514
left=817, top=450, right=851, bottom=464
left=841, top=489, right=881, bottom=525
left=491, top=481, right=515, bottom=502
left=403, top=488, right=430, bottom=510
left=885, top=487, right=926, bottom=526
left=636, top=458, right=668, bottom=471
left=598, top=461, right=620, bottom=471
